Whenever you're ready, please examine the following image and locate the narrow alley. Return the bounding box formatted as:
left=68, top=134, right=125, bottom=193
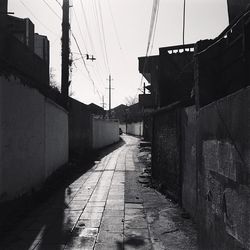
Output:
left=1, top=135, right=197, bottom=250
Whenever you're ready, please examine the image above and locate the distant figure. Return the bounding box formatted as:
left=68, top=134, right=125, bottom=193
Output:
left=119, top=128, right=123, bottom=135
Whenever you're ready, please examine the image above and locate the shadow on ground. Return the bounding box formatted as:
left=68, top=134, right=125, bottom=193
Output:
left=0, top=138, right=125, bottom=250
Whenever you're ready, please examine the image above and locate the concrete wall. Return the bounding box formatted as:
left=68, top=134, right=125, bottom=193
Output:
left=181, top=106, right=197, bottom=218
left=0, top=76, right=68, bottom=202
left=92, top=118, right=119, bottom=149
left=45, top=99, right=68, bottom=178
left=197, top=87, right=250, bottom=250
left=69, top=98, right=92, bottom=157
left=127, top=122, right=143, bottom=137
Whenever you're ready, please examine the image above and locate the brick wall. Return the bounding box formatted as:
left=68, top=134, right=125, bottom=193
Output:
left=181, top=106, right=197, bottom=219
left=152, top=107, right=181, bottom=202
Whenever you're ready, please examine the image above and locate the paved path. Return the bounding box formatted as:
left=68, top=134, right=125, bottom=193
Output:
left=1, top=135, right=197, bottom=250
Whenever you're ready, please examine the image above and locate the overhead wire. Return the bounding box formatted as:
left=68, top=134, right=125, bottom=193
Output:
left=92, top=0, right=109, bottom=76
left=55, top=0, right=62, bottom=8
left=67, top=2, right=106, bottom=97
left=38, top=0, right=104, bottom=100
left=136, top=0, right=160, bottom=100
left=72, top=7, right=88, bottom=52
left=107, top=0, right=122, bottom=50
left=79, top=0, right=96, bottom=56
left=19, top=0, right=59, bottom=36
left=41, top=0, right=61, bottom=19
left=77, top=1, right=107, bottom=91
left=96, top=0, right=111, bottom=74
left=71, top=32, right=103, bottom=101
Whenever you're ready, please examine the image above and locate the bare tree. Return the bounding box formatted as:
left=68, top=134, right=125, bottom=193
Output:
left=125, top=95, right=138, bottom=106
left=49, top=67, right=60, bottom=92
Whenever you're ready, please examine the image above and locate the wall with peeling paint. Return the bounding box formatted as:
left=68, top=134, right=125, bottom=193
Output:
left=197, top=87, right=250, bottom=250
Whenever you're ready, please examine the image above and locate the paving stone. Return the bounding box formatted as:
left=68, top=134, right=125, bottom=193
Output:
left=76, top=219, right=101, bottom=228
left=64, top=236, right=96, bottom=249
left=101, top=216, right=124, bottom=225
left=103, top=210, right=124, bottom=217
left=125, top=203, right=143, bottom=209
left=94, top=242, right=123, bottom=250
left=71, top=227, right=99, bottom=238
left=84, top=206, right=105, bottom=213
left=100, top=221, right=123, bottom=232
left=80, top=212, right=103, bottom=220
left=125, top=208, right=144, bottom=216
left=123, top=237, right=152, bottom=250
left=105, top=204, right=124, bottom=210
left=124, top=218, right=148, bottom=229
left=97, top=231, right=123, bottom=243
left=124, top=229, right=150, bottom=239
left=87, top=201, right=106, bottom=207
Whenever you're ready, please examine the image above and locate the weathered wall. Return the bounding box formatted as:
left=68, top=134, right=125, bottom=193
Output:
left=143, top=113, right=153, bottom=141
left=181, top=106, right=197, bottom=218
left=92, top=118, right=119, bottom=149
left=0, top=76, right=68, bottom=201
left=197, top=87, right=250, bottom=250
left=68, top=98, right=92, bottom=157
left=152, top=108, right=181, bottom=202
left=127, top=122, right=143, bottom=137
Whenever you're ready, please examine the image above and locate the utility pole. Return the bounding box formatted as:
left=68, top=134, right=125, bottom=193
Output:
left=101, top=95, right=106, bottom=109
left=106, top=74, right=114, bottom=118
left=182, top=0, right=186, bottom=45
left=61, top=0, right=70, bottom=101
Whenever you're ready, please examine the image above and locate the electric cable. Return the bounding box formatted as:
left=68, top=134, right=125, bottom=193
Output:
left=97, top=0, right=111, bottom=74
left=71, top=32, right=103, bottom=101
left=19, top=0, right=59, bottom=36
left=42, top=0, right=61, bottom=19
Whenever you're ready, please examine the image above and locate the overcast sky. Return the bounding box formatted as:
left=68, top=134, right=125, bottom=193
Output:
left=8, top=0, right=229, bottom=108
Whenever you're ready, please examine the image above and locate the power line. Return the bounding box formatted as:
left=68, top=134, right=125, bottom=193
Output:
left=149, top=0, right=160, bottom=55
left=97, top=0, right=110, bottom=74
left=55, top=0, right=62, bottom=8
left=41, top=0, right=61, bottom=19
left=72, top=7, right=88, bottom=52
left=137, top=0, right=160, bottom=100
left=107, top=0, right=122, bottom=50
left=71, top=32, right=103, bottom=101
left=19, top=0, right=59, bottom=36
left=79, top=0, right=96, bottom=55
left=92, top=0, right=109, bottom=75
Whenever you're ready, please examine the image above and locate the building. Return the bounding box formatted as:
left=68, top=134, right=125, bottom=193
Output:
left=139, top=44, right=195, bottom=109
left=227, top=0, right=250, bottom=23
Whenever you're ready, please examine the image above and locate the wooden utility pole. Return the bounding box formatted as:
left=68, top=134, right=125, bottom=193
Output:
left=61, top=0, right=70, bottom=100
left=182, top=0, right=186, bottom=45
left=107, top=74, right=114, bottom=118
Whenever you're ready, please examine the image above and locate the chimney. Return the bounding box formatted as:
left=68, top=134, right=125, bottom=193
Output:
left=227, top=0, right=250, bottom=23
left=0, top=0, right=8, bottom=14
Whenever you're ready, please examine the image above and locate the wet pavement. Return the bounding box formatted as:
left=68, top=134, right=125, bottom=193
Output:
left=0, top=135, right=197, bottom=250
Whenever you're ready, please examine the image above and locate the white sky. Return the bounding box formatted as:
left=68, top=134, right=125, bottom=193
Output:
left=8, top=0, right=229, bottom=108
